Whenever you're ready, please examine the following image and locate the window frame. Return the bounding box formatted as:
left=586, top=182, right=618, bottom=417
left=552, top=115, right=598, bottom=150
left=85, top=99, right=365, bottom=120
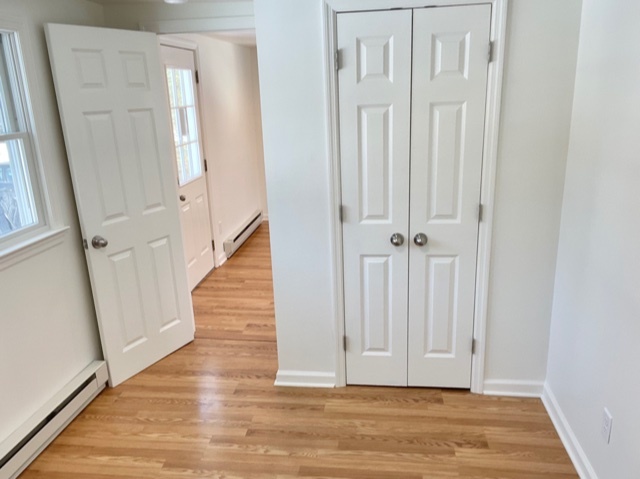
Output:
left=0, top=27, right=52, bottom=255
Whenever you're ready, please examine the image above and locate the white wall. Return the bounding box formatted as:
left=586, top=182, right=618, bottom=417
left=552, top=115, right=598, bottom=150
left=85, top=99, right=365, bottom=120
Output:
left=169, top=34, right=266, bottom=266
left=482, top=0, right=582, bottom=391
left=0, top=0, right=103, bottom=441
left=103, top=1, right=253, bottom=32
left=546, top=0, right=640, bottom=476
left=254, top=0, right=582, bottom=385
left=255, top=0, right=338, bottom=378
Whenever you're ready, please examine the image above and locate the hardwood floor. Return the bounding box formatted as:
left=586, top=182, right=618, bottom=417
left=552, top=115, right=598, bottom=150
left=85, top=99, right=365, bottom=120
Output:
left=21, top=223, right=577, bottom=478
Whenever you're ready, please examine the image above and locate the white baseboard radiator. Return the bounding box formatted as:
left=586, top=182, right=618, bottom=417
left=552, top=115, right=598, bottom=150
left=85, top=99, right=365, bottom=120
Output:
left=0, top=361, right=108, bottom=479
left=223, top=210, right=263, bottom=259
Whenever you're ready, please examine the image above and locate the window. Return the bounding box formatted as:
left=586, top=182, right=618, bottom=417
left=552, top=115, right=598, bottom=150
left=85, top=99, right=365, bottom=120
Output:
left=165, top=67, right=202, bottom=186
left=0, top=30, right=45, bottom=246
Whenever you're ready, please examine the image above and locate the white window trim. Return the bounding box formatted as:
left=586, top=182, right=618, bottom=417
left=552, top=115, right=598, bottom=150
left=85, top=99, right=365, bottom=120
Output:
left=0, top=17, right=65, bottom=266
left=0, top=225, right=69, bottom=271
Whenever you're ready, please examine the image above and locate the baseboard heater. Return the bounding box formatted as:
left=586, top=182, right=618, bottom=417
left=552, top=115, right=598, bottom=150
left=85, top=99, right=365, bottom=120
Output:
left=223, top=210, right=263, bottom=259
left=0, top=361, right=108, bottom=479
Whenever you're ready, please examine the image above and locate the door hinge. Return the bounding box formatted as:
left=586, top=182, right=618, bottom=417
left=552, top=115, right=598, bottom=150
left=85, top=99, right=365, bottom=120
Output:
left=212, top=239, right=215, bottom=251
left=343, top=335, right=347, bottom=351
left=478, top=204, right=483, bottom=222
left=195, top=69, right=200, bottom=84
left=339, top=204, right=345, bottom=223
left=204, top=158, right=208, bottom=172
left=488, top=41, right=494, bottom=63
left=472, top=338, right=477, bottom=355
left=83, top=238, right=88, bottom=250
left=335, top=49, right=340, bottom=71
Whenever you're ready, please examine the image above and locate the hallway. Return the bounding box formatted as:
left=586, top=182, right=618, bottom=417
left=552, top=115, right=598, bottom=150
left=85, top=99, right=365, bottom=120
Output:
left=21, top=223, right=576, bottom=478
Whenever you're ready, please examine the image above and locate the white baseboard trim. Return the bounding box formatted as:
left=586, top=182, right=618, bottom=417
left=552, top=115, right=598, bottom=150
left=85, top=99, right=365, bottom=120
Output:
left=542, top=383, right=598, bottom=479
left=483, top=379, right=544, bottom=398
left=274, top=370, right=336, bottom=388
left=214, top=253, right=227, bottom=269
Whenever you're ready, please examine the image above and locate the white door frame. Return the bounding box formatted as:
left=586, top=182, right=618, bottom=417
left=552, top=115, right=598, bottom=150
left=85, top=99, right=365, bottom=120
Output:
left=322, top=0, right=509, bottom=393
left=158, top=35, right=223, bottom=269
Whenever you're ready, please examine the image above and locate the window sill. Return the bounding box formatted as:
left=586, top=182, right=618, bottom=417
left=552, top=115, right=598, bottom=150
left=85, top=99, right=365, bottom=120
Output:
left=0, top=226, right=70, bottom=271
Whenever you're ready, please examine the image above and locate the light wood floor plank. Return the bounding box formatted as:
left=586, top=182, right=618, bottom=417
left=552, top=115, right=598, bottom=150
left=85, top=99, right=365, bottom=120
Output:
left=20, top=224, right=577, bottom=478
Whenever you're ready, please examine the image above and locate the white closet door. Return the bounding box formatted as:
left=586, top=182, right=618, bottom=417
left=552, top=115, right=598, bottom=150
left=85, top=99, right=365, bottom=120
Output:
left=338, top=10, right=412, bottom=386
left=408, top=5, right=491, bottom=387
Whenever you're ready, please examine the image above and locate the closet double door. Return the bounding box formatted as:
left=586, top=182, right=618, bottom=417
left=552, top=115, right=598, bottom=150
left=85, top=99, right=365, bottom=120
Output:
left=339, top=5, right=491, bottom=388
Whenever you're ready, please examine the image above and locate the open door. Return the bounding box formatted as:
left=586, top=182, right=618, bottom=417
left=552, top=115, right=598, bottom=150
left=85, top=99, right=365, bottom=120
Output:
left=160, top=44, right=215, bottom=290
left=45, top=24, right=195, bottom=386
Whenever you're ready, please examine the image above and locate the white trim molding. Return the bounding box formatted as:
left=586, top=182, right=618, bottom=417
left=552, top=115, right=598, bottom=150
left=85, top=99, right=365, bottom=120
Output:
left=140, top=16, right=254, bottom=35
left=542, top=383, right=598, bottom=479
left=322, top=0, right=509, bottom=391
left=0, top=226, right=69, bottom=271
left=275, top=370, right=336, bottom=388
left=483, top=379, right=544, bottom=398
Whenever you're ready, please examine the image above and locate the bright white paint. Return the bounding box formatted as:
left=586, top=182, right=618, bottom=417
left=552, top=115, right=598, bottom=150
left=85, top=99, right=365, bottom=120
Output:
left=338, top=9, right=412, bottom=386
left=545, top=0, right=640, bottom=477
left=254, top=0, right=582, bottom=388
left=46, top=24, right=195, bottom=386
left=408, top=5, right=490, bottom=388
left=254, top=0, right=338, bottom=379
left=482, top=0, right=582, bottom=389
left=207, top=29, right=256, bottom=46
left=0, top=0, right=103, bottom=444
left=160, top=44, right=214, bottom=289
left=167, top=34, right=266, bottom=267
left=340, top=5, right=490, bottom=388
left=101, top=1, right=254, bottom=32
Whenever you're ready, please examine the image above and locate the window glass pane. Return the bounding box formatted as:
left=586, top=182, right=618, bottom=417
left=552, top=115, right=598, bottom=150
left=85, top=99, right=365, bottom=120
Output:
left=0, top=35, right=20, bottom=135
left=0, top=139, right=37, bottom=238
left=165, top=66, right=202, bottom=186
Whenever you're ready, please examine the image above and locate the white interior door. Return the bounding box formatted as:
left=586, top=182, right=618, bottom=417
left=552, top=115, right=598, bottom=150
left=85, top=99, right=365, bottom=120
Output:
left=160, top=45, right=214, bottom=291
left=338, top=10, right=413, bottom=386
left=46, top=24, right=195, bottom=386
left=340, top=5, right=491, bottom=388
left=408, top=5, right=491, bottom=388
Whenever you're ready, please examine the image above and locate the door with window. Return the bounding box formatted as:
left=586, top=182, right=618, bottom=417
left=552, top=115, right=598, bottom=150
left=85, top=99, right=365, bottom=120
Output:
left=340, top=5, right=491, bottom=388
left=161, top=45, right=214, bottom=291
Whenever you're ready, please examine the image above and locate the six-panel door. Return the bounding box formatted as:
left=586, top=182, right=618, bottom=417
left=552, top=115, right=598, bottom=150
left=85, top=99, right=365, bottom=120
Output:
left=46, top=24, right=195, bottom=386
left=408, top=5, right=491, bottom=387
left=339, top=5, right=491, bottom=387
left=338, top=10, right=413, bottom=386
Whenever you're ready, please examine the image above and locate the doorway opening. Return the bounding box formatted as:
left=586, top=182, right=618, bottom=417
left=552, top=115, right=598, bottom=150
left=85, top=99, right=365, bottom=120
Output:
left=158, top=31, right=276, bottom=348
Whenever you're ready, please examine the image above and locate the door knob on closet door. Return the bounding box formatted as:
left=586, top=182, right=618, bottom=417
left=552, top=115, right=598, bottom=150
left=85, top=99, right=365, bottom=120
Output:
left=414, top=233, right=428, bottom=246
left=390, top=233, right=405, bottom=247
left=91, top=235, right=108, bottom=249
left=179, top=195, right=186, bottom=202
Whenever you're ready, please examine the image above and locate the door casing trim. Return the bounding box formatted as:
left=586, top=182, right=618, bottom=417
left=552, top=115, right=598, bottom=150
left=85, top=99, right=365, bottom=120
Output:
left=322, top=0, right=509, bottom=393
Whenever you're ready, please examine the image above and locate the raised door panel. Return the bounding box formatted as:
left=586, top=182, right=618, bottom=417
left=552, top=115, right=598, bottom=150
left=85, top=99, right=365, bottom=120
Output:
left=47, top=24, right=195, bottom=386
left=408, top=5, right=491, bottom=388
left=338, top=9, right=412, bottom=386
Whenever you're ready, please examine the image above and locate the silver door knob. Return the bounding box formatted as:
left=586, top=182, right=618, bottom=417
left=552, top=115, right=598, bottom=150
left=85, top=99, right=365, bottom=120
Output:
left=179, top=195, right=186, bottom=202
left=91, top=235, right=108, bottom=249
left=414, top=233, right=428, bottom=246
left=390, top=233, right=405, bottom=246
